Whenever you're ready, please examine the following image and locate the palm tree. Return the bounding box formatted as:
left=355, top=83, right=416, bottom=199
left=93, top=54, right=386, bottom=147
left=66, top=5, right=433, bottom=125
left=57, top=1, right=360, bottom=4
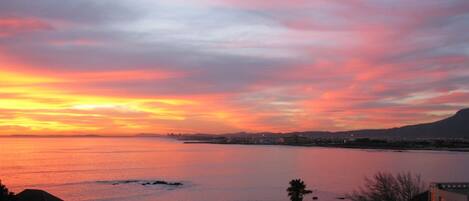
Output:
left=287, top=179, right=312, bottom=201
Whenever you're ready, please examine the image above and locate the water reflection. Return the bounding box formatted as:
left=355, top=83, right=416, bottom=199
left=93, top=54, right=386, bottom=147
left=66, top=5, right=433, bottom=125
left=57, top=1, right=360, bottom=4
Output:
left=1, top=137, right=469, bottom=201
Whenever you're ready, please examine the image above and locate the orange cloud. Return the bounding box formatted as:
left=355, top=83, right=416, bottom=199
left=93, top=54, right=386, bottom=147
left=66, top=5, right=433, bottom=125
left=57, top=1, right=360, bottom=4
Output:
left=0, top=67, right=273, bottom=134
left=0, top=0, right=468, bottom=135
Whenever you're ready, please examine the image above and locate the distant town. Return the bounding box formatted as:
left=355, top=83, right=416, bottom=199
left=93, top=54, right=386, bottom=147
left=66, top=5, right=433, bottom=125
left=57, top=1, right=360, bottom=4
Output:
left=165, top=108, right=469, bottom=151
left=169, top=133, right=469, bottom=152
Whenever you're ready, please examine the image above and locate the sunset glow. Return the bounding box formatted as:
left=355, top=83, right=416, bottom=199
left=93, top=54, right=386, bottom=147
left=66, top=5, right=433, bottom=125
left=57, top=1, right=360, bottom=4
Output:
left=1, top=0, right=468, bottom=135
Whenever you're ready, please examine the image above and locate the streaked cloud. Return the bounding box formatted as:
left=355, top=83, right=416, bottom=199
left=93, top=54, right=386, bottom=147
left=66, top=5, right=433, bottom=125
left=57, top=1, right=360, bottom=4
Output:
left=0, top=0, right=468, bottom=134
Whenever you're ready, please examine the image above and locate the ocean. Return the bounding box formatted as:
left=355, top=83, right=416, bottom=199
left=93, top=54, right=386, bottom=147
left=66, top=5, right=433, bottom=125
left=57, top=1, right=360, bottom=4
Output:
left=1, top=137, right=469, bottom=201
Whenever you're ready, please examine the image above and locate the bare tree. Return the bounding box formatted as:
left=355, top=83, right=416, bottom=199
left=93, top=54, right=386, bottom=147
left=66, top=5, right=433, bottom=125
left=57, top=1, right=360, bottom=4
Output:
left=347, top=172, right=425, bottom=201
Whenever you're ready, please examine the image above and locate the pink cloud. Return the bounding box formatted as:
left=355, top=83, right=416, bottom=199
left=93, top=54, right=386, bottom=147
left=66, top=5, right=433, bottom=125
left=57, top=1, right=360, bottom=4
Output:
left=423, top=92, right=469, bottom=105
left=0, top=0, right=468, bottom=134
left=0, top=17, right=53, bottom=37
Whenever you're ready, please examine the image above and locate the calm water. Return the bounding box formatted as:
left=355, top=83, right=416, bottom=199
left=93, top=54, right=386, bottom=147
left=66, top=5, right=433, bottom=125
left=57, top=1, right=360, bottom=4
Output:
left=1, top=137, right=469, bottom=201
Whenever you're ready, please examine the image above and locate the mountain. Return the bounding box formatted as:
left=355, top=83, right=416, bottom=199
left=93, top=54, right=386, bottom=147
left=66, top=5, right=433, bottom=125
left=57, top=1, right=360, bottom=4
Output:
left=296, top=108, right=469, bottom=139
left=385, top=108, right=469, bottom=138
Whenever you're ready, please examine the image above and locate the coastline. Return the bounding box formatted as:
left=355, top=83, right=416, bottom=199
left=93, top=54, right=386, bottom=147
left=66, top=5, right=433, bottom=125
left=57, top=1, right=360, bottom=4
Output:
left=183, top=140, right=469, bottom=152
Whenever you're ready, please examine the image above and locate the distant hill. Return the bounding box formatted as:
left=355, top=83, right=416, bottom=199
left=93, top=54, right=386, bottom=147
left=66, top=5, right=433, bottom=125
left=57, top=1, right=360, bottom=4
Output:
left=295, top=108, right=469, bottom=139
left=5, top=109, right=466, bottom=139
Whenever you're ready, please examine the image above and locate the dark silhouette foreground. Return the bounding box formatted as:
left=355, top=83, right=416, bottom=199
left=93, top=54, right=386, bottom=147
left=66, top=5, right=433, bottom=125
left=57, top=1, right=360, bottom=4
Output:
left=347, top=172, right=425, bottom=201
left=0, top=180, right=62, bottom=201
left=1, top=180, right=15, bottom=201
left=15, top=189, right=63, bottom=201
left=287, top=179, right=312, bottom=201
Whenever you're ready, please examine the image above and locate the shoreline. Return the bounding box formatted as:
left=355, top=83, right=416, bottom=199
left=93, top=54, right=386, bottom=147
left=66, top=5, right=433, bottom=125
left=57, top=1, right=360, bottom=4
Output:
left=183, top=141, right=469, bottom=152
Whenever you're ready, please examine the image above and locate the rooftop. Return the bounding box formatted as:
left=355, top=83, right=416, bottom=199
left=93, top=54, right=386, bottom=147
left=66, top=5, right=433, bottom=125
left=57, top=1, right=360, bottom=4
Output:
left=16, top=189, right=63, bottom=201
left=431, top=182, right=469, bottom=196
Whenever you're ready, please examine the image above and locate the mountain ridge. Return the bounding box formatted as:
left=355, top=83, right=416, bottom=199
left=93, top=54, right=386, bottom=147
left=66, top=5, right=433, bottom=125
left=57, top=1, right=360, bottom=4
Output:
left=293, top=108, right=469, bottom=139
left=2, top=108, right=468, bottom=139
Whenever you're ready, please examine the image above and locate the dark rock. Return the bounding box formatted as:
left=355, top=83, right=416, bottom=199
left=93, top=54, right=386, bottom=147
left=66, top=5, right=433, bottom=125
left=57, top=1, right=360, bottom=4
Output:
left=103, top=180, right=184, bottom=187
left=170, top=182, right=183, bottom=186
left=153, top=181, right=168, bottom=185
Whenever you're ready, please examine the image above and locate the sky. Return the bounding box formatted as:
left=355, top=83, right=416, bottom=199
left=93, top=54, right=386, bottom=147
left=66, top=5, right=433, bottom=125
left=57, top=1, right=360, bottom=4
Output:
left=0, top=0, right=468, bottom=135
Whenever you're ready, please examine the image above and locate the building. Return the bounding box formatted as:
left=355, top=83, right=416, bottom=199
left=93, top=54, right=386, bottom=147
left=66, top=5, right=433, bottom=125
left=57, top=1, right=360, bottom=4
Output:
left=411, top=191, right=429, bottom=201
left=430, top=183, right=469, bottom=201
left=15, top=189, right=63, bottom=201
